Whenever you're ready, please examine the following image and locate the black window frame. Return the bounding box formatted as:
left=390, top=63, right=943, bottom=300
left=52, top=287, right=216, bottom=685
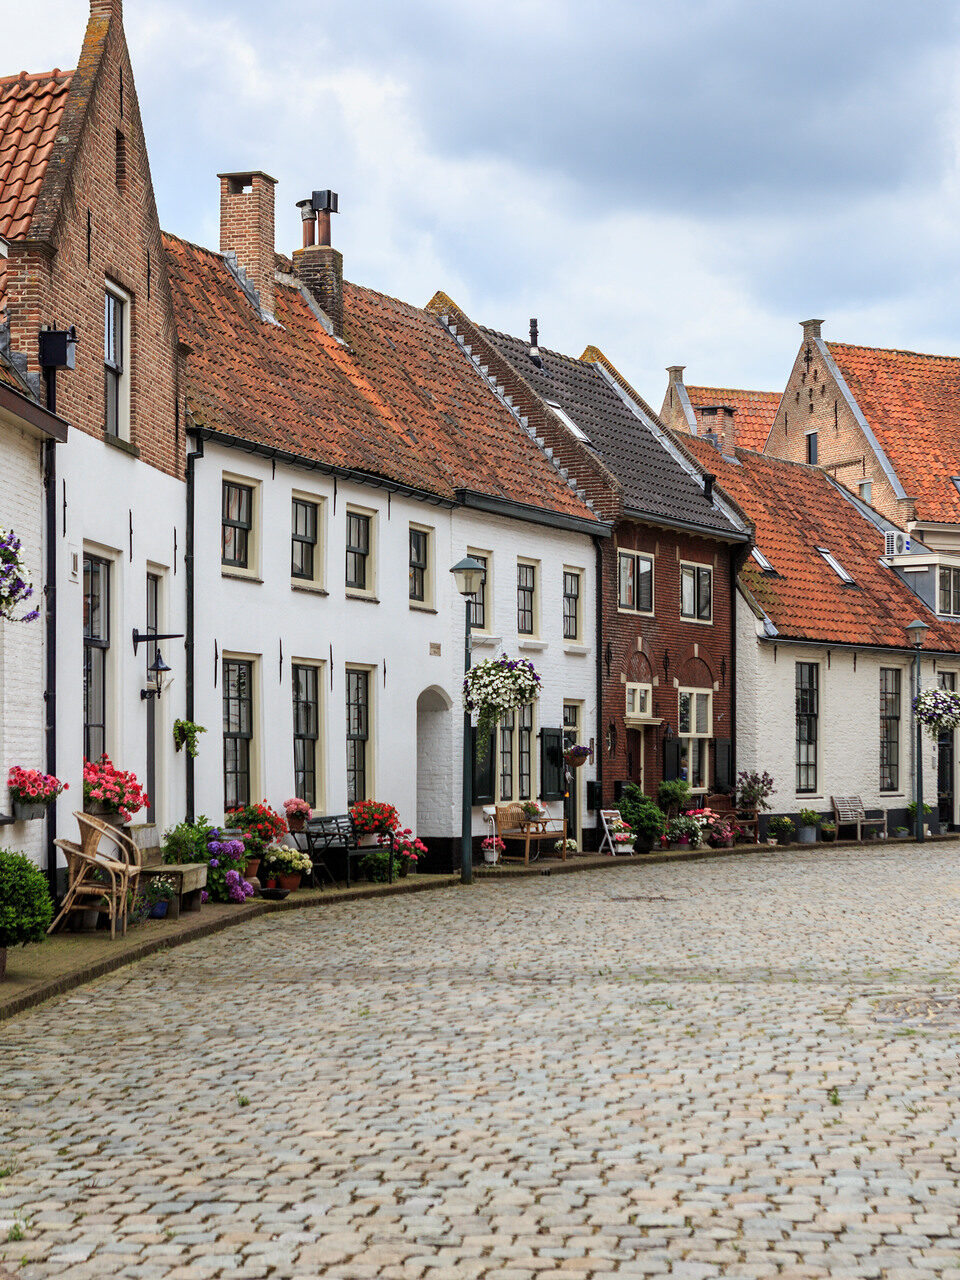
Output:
left=468, top=554, right=488, bottom=629
left=83, top=554, right=110, bottom=763
left=292, top=662, right=320, bottom=808
left=680, top=563, right=713, bottom=622
left=345, top=667, right=370, bottom=805
left=145, top=570, right=160, bottom=683
left=291, top=498, right=318, bottom=581
left=499, top=708, right=515, bottom=801
left=223, top=658, right=253, bottom=810
left=518, top=702, right=533, bottom=801
left=563, top=570, right=581, bottom=640
left=939, top=566, right=960, bottom=617
left=104, top=289, right=124, bottom=438
left=346, top=511, right=371, bottom=592
left=222, top=480, right=254, bottom=570
left=517, top=561, right=536, bottom=635
left=796, top=661, right=819, bottom=795
left=879, top=667, right=901, bottom=793
left=409, top=527, right=428, bottom=602
left=806, top=431, right=818, bottom=465
left=617, top=551, right=653, bottom=613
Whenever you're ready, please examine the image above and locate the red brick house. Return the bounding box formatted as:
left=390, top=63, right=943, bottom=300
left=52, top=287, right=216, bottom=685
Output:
left=427, top=296, right=753, bottom=819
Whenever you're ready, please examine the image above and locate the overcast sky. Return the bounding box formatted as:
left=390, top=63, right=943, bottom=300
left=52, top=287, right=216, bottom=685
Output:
left=8, top=1, right=960, bottom=403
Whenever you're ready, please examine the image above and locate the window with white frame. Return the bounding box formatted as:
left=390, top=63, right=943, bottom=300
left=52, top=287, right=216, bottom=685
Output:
left=104, top=283, right=131, bottom=439
left=291, top=497, right=320, bottom=584
left=467, top=550, right=490, bottom=631
left=346, top=666, right=372, bottom=804
left=292, top=662, right=322, bottom=809
left=223, top=657, right=255, bottom=810
left=222, top=480, right=254, bottom=571
left=562, top=568, right=582, bottom=640
left=678, top=688, right=712, bottom=791
left=625, top=682, right=654, bottom=720
left=346, top=509, right=373, bottom=593
left=618, top=551, right=653, bottom=613
left=83, top=554, right=110, bottom=762
left=796, top=662, right=819, bottom=794
left=409, top=525, right=433, bottom=605
left=497, top=703, right=535, bottom=802
left=680, top=563, right=712, bottom=621
left=517, top=560, right=538, bottom=635
left=816, top=547, right=855, bottom=586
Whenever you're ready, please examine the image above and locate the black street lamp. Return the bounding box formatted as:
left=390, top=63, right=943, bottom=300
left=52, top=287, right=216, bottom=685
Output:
left=906, top=618, right=930, bottom=843
left=450, top=556, right=486, bottom=885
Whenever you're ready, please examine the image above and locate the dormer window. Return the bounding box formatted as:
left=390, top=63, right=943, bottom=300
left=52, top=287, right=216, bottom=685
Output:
left=816, top=547, right=854, bottom=585
left=939, top=567, right=960, bottom=617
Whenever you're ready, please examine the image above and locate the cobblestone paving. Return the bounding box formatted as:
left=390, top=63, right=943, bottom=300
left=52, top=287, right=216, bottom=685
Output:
left=3, top=843, right=960, bottom=1279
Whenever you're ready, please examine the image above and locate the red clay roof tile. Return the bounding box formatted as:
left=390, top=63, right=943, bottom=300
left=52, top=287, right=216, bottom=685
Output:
left=685, top=385, right=779, bottom=452
left=0, top=69, right=73, bottom=242
left=683, top=435, right=960, bottom=653
left=164, top=233, right=597, bottom=521
left=827, top=341, right=960, bottom=524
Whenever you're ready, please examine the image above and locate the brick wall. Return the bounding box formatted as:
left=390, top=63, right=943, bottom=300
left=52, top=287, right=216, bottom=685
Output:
left=598, top=518, right=737, bottom=807
left=219, top=172, right=277, bottom=318
left=4, top=9, right=181, bottom=480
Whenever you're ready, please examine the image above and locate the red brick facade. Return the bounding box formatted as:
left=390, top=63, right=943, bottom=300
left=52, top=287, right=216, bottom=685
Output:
left=2, top=2, right=181, bottom=479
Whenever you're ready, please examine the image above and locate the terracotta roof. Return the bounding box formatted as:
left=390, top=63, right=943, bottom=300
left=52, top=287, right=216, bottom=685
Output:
left=163, top=234, right=597, bottom=521
left=476, top=328, right=738, bottom=536
left=826, top=341, right=960, bottom=524
left=685, top=385, right=779, bottom=452
left=683, top=435, right=960, bottom=653
left=0, top=68, right=73, bottom=314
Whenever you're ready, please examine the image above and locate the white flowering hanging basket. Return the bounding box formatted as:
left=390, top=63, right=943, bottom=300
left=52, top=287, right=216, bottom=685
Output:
left=0, top=530, right=40, bottom=624
left=914, top=687, right=960, bottom=737
left=463, top=655, right=541, bottom=759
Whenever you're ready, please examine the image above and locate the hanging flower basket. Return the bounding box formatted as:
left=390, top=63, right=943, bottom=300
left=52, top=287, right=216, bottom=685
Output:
left=0, top=529, right=40, bottom=623
left=563, top=744, right=590, bottom=769
left=463, top=656, right=541, bottom=759
left=914, top=688, right=960, bottom=737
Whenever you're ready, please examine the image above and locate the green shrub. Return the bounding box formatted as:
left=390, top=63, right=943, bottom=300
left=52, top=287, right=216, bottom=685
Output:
left=631, top=800, right=667, bottom=847
left=617, top=783, right=650, bottom=829
left=0, top=849, right=53, bottom=948
left=657, top=779, right=692, bottom=817
left=798, top=809, right=821, bottom=827
left=359, top=849, right=401, bottom=883
left=768, top=816, right=795, bottom=842
left=161, top=816, right=213, bottom=864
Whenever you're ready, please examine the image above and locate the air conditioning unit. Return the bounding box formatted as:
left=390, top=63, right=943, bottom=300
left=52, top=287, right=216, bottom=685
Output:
left=884, top=531, right=910, bottom=557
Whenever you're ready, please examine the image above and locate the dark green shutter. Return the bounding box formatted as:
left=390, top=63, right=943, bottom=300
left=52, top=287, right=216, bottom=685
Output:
left=472, top=727, right=496, bottom=804
left=714, top=738, right=732, bottom=790
left=663, top=739, right=681, bottom=781
left=540, top=727, right=564, bottom=801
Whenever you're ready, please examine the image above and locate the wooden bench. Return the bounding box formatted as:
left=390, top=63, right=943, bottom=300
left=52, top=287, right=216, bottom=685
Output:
left=140, top=862, right=207, bottom=919
left=831, top=796, right=887, bottom=842
left=494, top=804, right=567, bottom=865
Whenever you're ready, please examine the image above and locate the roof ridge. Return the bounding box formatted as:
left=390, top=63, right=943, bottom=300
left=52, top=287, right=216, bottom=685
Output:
left=828, top=339, right=960, bottom=363
left=687, top=384, right=779, bottom=398
left=0, top=69, right=74, bottom=88
left=161, top=229, right=226, bottom=260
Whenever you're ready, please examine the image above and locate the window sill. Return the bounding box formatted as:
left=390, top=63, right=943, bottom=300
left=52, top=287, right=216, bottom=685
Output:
left=291, top=583, right=328, bottom=597
left=518, top=639, right=547, bottom=652
left=471, top=632, right=501, bottom=648
left=104, top=433, right=140, bottom=459
left=409, top=603, right=438, bottom=614
left=617, top=606, right=655, bottom=618
left=221, top=569, right=263, bottom=584
left=564, top=643, right=590, bottom=656
left=345, top=591, right=380, bottom=604
left=680, top=616, right=714, bottom=626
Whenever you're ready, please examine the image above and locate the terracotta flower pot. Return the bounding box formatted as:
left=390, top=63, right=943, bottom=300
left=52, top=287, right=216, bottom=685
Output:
left=277, top=872, right=301, bottom=892
left=243, top=858, right=261, bottom=881
left=287, top=814, right=306, bottom=833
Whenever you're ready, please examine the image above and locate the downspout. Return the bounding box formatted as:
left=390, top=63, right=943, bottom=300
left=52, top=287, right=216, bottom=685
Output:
left=729, top=542, right=752, bottom=785
left=42, top=381, right=57, bottom=899
left=184, top=430, right=203, bottom=823
left=593, top=534, right=604, bottom=808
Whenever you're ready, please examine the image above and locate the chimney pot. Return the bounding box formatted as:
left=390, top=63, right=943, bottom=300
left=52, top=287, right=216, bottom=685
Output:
left=297, top=198, right=317, bottom=248
left=667, top=364, right=685, bottom=384
left=703, top=472, right=715, bottom=503
left=528, top=317, right=542, bottom=368
left=218, top=170, right=278, bottom=319
left=801, top=318, right=824, bottom=342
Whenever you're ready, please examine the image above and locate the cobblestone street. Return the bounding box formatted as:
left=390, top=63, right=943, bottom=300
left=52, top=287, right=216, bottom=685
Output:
left=3, top=844, right=960, bottom=1279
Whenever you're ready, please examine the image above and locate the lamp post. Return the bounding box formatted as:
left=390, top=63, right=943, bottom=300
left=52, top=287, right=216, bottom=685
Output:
left=450, top=556, right=486, bottom=885
left=906, top=618, right=930, bottom=843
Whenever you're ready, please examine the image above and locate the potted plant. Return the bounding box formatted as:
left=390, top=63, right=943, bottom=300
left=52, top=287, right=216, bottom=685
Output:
left=768, top=815, right=795, bottom=845
left=359, top=847, right=401, bottom=883
left=797, top=808, right=821, bottom=844
left=172, top=719, right=207, bottom=758
left=915, top=688, right=960, bottom=738
left=667, top=814, right=702, bottom=850
left=135, top=875, right=176, bottom=921
left=736, top=770, right=775, bottom=813
left=0, top=849, right=53, bottom=980
left=895, top=825, right=909, bottom=838
left=481, top=835, right=504, bottom=865
left=226, top=801, right=288, bottom=864
left=261, top=844, right=312, bottom=891
left=0, top=529, right=40, bottom=623
left=821, top=821, right=837, bottom=842
left=283, top=797, right=312, bottom=834
left=82, top=754, right=149, bottom=826
left=630, top=800, right=667, bottom=854
left=519, top=800, right=544, bottom=823
left=377, top=828, right=426, bottom=877
left=7, top=767, right=67, bottom=821
left=563, top=744, right=590, bottom=769
left=554, top=837, right=578, bottom=855
left=463, top=655, right=541, bottom=758
left=605, top=813, right=635, bottom=853
left=657, top=779, right=692, bottom=819
left=162, top=820, right=250, bottom=902
left=223, top=869, right=255, bottom=902
left=906, top=801, right=933, bottom=832
left=349, top=799, right=400, bottom=839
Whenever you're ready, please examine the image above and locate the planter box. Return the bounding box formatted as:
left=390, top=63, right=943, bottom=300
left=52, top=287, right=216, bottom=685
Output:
left=12, top=801, right=48, bottom=821
left=797, top=825, right=817, bottom=844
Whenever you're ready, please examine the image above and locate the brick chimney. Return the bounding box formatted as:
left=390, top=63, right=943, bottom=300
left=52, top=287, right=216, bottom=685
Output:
left=801, top=318, right=823, bottom=342
left=293, top=190, right=343, bottom=338
left=90, top=0, right=122, bottom=16
left=720, top=406, right=737, bottom=459
left=218, top=171, right=277, bottom=319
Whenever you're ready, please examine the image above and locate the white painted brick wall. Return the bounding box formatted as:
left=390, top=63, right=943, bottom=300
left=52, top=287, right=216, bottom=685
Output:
left=0, top=426, right=46, bottom=864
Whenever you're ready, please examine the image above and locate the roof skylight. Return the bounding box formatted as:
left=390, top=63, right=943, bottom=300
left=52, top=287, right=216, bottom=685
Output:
left=751, top=547, right=777, bottom=574
left=547, top=400, right=591, bottom=444
left=816, top=546, right=855, bottom=585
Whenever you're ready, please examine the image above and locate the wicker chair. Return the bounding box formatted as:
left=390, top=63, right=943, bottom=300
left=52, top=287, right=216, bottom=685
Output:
left=48, top=811, right=143, bottom=940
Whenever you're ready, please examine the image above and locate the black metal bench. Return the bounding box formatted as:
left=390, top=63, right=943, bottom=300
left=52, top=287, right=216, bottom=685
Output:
left=300, top=815, right=394, bottom=888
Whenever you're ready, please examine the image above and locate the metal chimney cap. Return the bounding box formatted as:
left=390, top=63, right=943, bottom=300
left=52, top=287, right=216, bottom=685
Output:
left=312, top=190, right=339, bottom=214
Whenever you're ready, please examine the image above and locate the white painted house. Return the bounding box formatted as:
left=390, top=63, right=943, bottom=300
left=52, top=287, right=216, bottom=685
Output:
left=684, top=433, right=960, bottom=832
left=165, top=180, right=609, bottom=863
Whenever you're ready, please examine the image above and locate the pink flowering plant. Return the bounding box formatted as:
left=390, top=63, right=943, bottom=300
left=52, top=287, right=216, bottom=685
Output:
left=82, top=754, right=148, bottom=822
left=915, top=687, right=960, bottom=737
left=283, top=797, right=312, bottom=820
left=0, top=529, right=39, bottom=623
left=377, top=826, right=427, bottom=871
left=482, top=835, right=506, bottom=856
left=7, top=767, right=67, bottom=807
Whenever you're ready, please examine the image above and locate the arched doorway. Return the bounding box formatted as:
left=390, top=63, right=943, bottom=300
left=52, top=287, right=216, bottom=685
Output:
left=416, top=685, right=453, bottom=841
